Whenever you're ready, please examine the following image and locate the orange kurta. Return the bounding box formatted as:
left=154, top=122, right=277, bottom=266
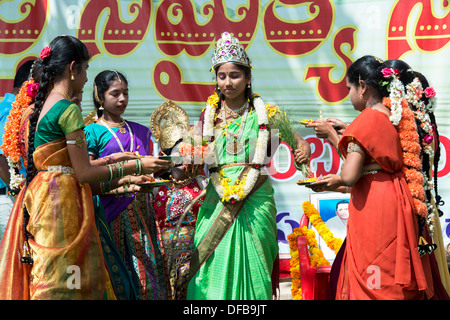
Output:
left=336, top=108, right=432, bottom=300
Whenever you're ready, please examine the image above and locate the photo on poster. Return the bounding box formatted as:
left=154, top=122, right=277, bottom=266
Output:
left=308, top=192, right=350, bottom=263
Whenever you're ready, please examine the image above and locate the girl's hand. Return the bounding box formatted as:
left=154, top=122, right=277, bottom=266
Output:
left=140, top=156, right=172, bottom=174
left=306, top=174, right=344, bottom=192
left=326, top=118, right=348, bottom=135
left=294, top=145, right=309, bottom=165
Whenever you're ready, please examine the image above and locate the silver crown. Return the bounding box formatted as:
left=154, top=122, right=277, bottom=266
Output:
left=211, top=32, right=250, bottom=70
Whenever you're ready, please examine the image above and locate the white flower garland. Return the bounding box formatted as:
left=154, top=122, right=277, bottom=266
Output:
left=405, top=77, right=434, bottom=157
left=7, top=156, right=25, bottom=191
left=203, top=94, right=269, bottom=202
left=387, top=77, right=405, bottom=126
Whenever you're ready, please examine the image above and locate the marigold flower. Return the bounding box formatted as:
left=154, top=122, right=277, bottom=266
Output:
left=403, top=152, right=422, bottom=170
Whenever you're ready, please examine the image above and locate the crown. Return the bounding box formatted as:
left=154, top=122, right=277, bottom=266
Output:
left=149, top=100, right=190, bottom=151
left=211, top=32, right=250, bottom=70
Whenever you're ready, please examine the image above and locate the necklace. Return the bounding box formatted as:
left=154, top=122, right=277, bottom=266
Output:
left=99, top=118, right=134, bottom=152
left=169, top=175, right=192, bottom=187
left=100, top=117, right=126, bottom=133
left=223, top=101, right=248, bottom=116
left=369, top=101, right=382, bottom=109
left=203, top=92, right=269, bottom=203
left=51, top=88, right=71, bottom=100
left=222, top=106, right=248, bottom=155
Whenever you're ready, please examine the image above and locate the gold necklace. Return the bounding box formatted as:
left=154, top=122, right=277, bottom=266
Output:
left=169, top=175, right=192, bottom=186
left=99, top=117, right=126, bottom=133
left=51, top=88, right=71, bottom=100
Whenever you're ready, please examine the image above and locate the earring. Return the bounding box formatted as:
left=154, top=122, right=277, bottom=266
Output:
left=247, top=84, right=251, bottom=88
left=99, top=105, right=104, bottom=111
left=71, top=74, right=75, bottom=81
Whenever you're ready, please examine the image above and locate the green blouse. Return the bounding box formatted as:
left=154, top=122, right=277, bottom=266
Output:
left=34, top=99, right=85, bottom=148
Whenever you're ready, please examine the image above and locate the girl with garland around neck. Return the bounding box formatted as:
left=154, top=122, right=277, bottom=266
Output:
left=0, top=36, right=171, bottom=300
left=186, top=32, right=311, bottom=300
left=83, top=70, right=169, bottom=300
left=307, top=55, right=440, bottom=300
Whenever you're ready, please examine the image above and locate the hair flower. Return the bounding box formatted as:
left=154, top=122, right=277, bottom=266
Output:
left=40, top=46, right=51, bottom=59
left=424, top=87, right=436, bottom=99
left=382, top=68, right=400, bottom=79
left=26, top=82, right=39, bottom=99
left=423, top=134, right=434, bottom=144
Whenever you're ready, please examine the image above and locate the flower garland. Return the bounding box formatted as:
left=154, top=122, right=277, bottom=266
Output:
left=405, top=78, right=440, bottom=238
left=380, top=68, right=404, bottom=125
left=405, top=77, right=435, bottom=157
left=382, top=97, right=428, bottom=218
left=302, top=201, right=343, bottom=253
left=287, top=201, right=343, bottom=300
left=1, top=79, right=37, bottom=193
left=203, top=92, right=269, bottom=203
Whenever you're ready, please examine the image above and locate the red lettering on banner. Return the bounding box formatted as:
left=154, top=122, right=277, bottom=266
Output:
left=437, top=135, right=450, bottom=178
left=262, top=0, right=334, bottom=56
left=307, top=136, right=341, bottom=177
left=266, top=141, right=299, bottom=180
left=387, top=0, right=450, bottom=59
left=152, top=59, right=215, bottom=102
left=0, top=0, right=48, bottom=55
left=304, top=26, right=357, bottom=104
left=267, top=137, right=341, bottom=181
left=77, top=0, right=151, bottom=58
left=154, top=0, right=259, bottom=57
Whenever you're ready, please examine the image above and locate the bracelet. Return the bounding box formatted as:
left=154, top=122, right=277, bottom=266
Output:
left=118, top=162, right=123, bottom=179
left=135, top=159, right=141, bottom=175
left=107, top=164, right=114, bottom=181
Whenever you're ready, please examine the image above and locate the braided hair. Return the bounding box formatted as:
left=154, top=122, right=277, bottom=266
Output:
left=25, top=35, right=90, bottom=186
left=412, top=71, right=444, bottom=214
left=20, top=35, right=89, bottom=265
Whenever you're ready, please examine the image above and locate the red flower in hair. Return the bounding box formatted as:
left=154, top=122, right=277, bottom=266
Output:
left=381, top=68, right=400, bottom=78
left=40, top=46, right=51, bottom=59
left=26, top=82, right=39, bottom=99
left=424, top=87, right=436, bottom=99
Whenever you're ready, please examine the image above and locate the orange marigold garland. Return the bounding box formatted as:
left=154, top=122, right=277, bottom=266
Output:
left=287, top=201, right=343, bottom=300
left=1, top=79, right=36, bottom=193
left=383, top=96, right=428, bottom=217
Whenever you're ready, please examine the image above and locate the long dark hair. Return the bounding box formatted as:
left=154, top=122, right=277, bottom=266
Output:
left=93, top=70, right=128, bottom=118
left=411, top=71, right=444, bottom=214
left=346, top=55, right=388, bottom=99
left=213, top=62, right=254, bottom=109
left=25, top=35, right=90, bottom=186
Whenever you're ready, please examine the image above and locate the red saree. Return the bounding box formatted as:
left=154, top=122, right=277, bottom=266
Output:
left=336, top=109, right=433, bottom=300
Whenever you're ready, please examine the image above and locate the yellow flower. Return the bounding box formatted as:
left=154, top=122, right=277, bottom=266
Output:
left=207, top=92, right=220, bottom=107
left=287, top=200, right=343, bottom=299
left=265, top=104, right=280, bottom=120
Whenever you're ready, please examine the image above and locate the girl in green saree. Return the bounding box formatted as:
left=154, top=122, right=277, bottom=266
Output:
left=186, top=32, right=311, bottom=300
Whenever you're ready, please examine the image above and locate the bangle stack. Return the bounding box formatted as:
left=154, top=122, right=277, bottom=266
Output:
left=107, top=161, right=128, bottom=180
left=135, top=158, right=144, bottom=175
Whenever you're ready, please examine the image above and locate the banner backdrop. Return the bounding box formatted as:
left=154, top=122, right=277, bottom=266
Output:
left=1, top=0, right=450, bottom=270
